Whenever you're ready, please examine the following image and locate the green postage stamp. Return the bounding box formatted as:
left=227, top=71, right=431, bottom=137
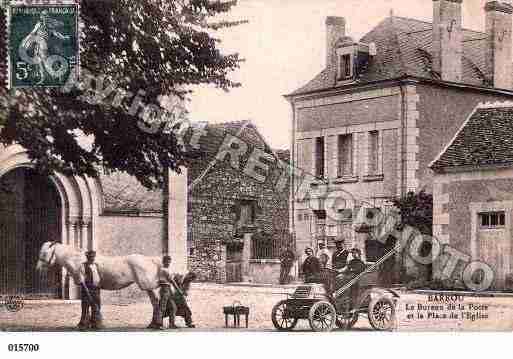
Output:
left=6, top=0, right=79, bottom=88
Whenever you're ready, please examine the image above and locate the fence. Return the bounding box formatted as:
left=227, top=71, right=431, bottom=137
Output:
left=250, top=231, right=295, bottom=260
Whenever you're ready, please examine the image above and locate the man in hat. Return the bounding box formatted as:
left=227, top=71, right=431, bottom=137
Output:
left=332, top=237, right=349, bottom=272
left=301, top=247, right=321, bottom=283
left=317, top=242, right=331, bottom=269
left=78, top=250, right=103, bottom=330
left=153, top=255, right=180, bottom=330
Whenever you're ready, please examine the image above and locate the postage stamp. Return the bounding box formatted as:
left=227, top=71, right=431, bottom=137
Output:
left=6, top=0, right=79, bottom=88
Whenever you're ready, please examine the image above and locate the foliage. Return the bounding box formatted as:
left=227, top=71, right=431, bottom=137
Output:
left=0, top=0, right=244, bottom=189
left=392, top=190, right=433, bottom=235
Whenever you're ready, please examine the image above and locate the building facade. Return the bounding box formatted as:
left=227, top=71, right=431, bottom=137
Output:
left=179, top=121, right=291, bottom=284
left=287, top=1, right=513, bottom=279
left=431, top=101, right=513, bottom=291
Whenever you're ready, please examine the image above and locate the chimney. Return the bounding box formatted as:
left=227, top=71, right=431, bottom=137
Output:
left=432, top=0, right=463, bottom=82
left=485, top=1, right=513, bottom=89
left=326, top=16, right=346, bottom=69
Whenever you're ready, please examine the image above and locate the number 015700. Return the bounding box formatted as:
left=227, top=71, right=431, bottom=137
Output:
left=7, top=344, right=39, bottom=352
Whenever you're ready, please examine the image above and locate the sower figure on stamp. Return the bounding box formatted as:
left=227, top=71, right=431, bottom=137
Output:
left=77, top=250, right=103, bottom=330
left=279, top=245, right=295, bottom=284
left=165, top=272, right=197, bottom=328
left=20, top=10, right=71, bottom=84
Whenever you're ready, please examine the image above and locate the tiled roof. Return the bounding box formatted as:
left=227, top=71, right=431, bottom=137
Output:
left=100, top=171, right=163, bottom=213
left=185, top=120, right=288, bottom=185
left=430, top=103, right=513, bottom=170
left=290, top=16, right=490, bottom=96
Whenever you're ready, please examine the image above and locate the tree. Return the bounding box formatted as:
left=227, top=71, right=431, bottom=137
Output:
left=392, top=190, right=433, bottom=236
left=0, top=0, right=244, bottom=189
left=392, top=190, right=434, bottom=286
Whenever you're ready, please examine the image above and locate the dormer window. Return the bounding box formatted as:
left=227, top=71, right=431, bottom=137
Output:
left=334, top=38, right=375, bottom=83
left=339, top=54, right=352, bottom=80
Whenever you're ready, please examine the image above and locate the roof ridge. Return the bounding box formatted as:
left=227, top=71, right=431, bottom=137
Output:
left=209, top=119, right=252, bottom=127
left=477, top=100, right=513, bottom=109
left=391, top=15, right=487, bottom=36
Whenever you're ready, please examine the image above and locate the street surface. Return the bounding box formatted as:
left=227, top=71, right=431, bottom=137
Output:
left=1, top=284, right=513, bottom=331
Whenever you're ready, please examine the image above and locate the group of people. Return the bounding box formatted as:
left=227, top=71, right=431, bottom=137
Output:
left=301, top=238, right=366, bottom=284
left=77, top=251, right=196, bottom=330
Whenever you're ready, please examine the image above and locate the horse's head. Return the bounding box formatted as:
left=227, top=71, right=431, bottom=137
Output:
left=36, top=241, right=59, bottom=272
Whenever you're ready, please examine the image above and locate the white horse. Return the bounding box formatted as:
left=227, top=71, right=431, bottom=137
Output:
left=36, top=241, right=175, bottom=328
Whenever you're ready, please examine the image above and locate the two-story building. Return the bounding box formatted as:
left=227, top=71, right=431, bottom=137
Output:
left=286, top=1, right=513, bottom=278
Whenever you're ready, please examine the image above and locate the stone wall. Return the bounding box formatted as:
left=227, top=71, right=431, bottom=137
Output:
left=187, top=125, right=290, bottom=283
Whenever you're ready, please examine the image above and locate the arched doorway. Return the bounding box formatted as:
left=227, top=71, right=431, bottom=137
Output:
left=0, top=168, right=62, bottom=298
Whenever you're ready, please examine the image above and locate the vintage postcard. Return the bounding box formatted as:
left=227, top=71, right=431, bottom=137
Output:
left=2, top=0, right=513, bottom=349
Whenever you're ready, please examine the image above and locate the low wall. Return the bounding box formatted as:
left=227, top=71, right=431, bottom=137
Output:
left=248, top=259, right=281, bottom=284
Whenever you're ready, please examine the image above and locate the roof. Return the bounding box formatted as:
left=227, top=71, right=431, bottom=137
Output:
left=290, top=16, right=491, bottom=96
left=101, top=171, right=163, bottom=213
left=101, top=121, right=289, bottom=212
left=430, top=101, right=513, bottom=171
left=186, top=120, right=289, bottom=189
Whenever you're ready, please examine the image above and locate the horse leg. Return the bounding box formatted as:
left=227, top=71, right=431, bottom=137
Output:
left=146, top=290, right=160, bottom=329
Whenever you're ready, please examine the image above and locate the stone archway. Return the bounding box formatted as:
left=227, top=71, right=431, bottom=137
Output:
left=0, top=145, right=102, bottom=299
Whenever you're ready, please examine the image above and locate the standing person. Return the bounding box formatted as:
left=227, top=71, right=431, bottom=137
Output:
left=169, top=272, right=197, bottom=328
left=301, top=247, right=321, bottom=283
left=317, top=242, right=331, bottom=269
left=78, top=250, right=103, bottom=330
left=332, top=237, right=350, bottom=272
left=279, top=245, right=295, bottom=284
left=154, top=255, right=179, bottom=330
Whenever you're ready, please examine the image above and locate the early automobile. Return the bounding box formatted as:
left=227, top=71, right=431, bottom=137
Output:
left=271, top=252, right=400, bottom=332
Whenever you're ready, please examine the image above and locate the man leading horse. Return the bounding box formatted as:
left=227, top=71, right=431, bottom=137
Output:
left=36, top=241, right=194, bottom=329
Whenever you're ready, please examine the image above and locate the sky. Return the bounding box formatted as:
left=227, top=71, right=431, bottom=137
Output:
left=186, top=0, right=508, bottom=150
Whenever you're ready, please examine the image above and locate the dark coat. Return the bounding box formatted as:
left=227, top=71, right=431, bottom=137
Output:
left=347, top=258, right=366, bottom=275
left=302, top=255, right=321, bottom=282
left=332, top=249, right=349, bottom=270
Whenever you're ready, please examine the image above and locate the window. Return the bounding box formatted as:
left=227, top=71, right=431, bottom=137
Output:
left=339, top=54, right=352, bottom=80
left=315, top=137, right=325, bottom=178
left=236, top=200, right=256, bottom=227
left=368, top=130, right=379, bottom=174
left=297, top=213, right=303, bottom=222
left=479, top=212, right=505, bottom=229
left=326, top=225, right=338, bottom=237
left=337, top=134, right=353, bottom=177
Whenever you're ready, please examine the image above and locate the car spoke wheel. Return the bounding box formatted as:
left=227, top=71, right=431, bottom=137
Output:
left=308, top=301, right=336, bottom=332
left=271, top=300, right=298, bottom=331
left=368, top=296, right=396, bottom=331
